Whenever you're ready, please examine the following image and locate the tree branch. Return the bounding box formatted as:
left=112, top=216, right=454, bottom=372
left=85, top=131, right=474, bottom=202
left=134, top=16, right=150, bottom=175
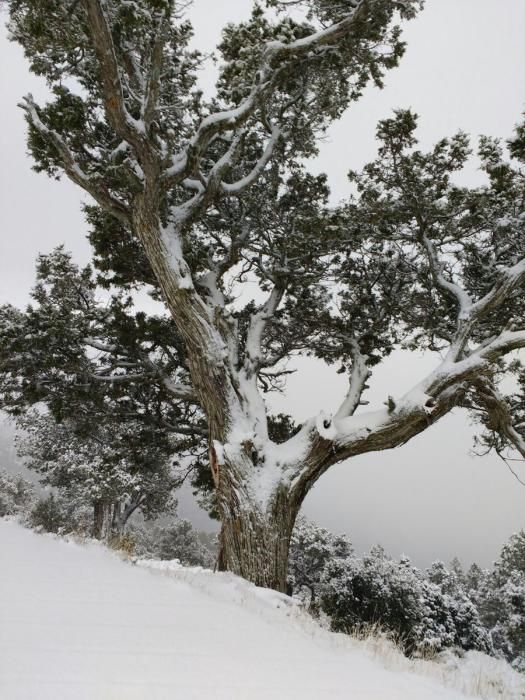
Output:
left=142, top=11, right=168, bottom=129
left=20, top=95, right=131, bottom=225
left=334, top=340, right=371, bottom=420
left=165, top=0, right=368, bottom=183
left=221, top=124, right=282, bottom=195
left=83, top=0, right=158, bottom=173
left=471, top=378, right=525, bottom=459
left=245, top=283, right=286, bottom=375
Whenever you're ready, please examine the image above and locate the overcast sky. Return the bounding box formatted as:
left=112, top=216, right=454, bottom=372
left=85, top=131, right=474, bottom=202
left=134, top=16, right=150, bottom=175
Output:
left=1, top=1, right=525, bottom=568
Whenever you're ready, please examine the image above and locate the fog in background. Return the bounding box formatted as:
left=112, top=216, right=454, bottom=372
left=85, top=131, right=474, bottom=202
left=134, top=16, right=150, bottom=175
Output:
left=1, top=1, right=525, bottom=568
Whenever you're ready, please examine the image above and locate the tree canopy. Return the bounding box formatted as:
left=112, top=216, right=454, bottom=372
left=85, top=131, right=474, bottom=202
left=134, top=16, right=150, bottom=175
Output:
left=2, top=0, right=525, bottom=589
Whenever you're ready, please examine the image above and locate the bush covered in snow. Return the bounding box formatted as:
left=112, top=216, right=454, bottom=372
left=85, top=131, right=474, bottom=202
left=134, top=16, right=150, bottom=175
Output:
left=287, top=518, right=512, bottom=664
left=475, top=531, right=525, bottom=672
left=319, top=547, right=491, bottom=657
left=0, top=469, right=34, bottom=518
left=28, top=491, right=93, bottom=535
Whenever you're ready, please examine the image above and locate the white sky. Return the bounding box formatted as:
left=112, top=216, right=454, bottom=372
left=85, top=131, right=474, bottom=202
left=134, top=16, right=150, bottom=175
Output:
left=1, top=0, right=525, bottom=568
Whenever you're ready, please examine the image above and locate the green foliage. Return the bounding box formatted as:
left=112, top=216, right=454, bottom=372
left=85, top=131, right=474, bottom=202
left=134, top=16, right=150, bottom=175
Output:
left=28, top=493, right=67, bottom=533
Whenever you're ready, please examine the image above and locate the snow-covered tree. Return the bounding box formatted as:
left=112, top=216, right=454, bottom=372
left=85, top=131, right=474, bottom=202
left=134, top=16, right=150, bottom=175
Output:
left=0, top=468, right=34, bottom=518
left=28, top=491, right=93, bottom=534
left=16, top=411, right=180, bottom=538
left=5, top=0, right=525, bottom=590
left=288, top=517, right=352, bottom=601
left=477, top=531, right=525, bottom=671
left=135, top=519, right=216, bottom=567
left=425, top=560, right=492, bottom=656
left=495, top=531, right=525, bottom=582
left=0, top=249, right=211, bottom=535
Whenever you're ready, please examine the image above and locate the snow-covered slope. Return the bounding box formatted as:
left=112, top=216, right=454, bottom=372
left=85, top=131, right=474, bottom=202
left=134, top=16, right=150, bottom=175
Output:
left=0, top=520, right=522, bottom=700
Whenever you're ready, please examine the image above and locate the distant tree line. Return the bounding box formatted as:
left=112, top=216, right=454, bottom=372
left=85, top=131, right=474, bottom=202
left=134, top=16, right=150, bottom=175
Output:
left=288, top=519, right=525, bottom=672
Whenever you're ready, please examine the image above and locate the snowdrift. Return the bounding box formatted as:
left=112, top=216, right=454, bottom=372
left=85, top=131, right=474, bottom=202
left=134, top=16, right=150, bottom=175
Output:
left=0, top=520, right=523, bottom=700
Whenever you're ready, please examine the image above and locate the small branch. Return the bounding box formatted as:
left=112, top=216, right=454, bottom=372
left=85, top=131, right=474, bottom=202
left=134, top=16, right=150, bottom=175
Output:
left=334, top=340, right=370, bottom=420
left=420, top=231, right=472, bottom=314
left=161, top=377, right=199, bottom=403
left=84, top=337, right=118, bottom=353
left=174, top=129, right=246, bottom=225
left=245, top=283, right=286, bottom=375
left=142, top=12, right=168, bottom=128
left=221, top=124, right=282, bottom=195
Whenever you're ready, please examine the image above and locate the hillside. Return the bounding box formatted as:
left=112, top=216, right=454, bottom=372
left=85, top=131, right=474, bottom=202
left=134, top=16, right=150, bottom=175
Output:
left=0, top=520, right=523, bottom=700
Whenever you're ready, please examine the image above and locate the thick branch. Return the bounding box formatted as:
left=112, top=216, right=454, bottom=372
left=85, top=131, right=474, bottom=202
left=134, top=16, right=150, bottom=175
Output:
left=142, top=13, right=168, bottom=128
left=83, top=0, right=159, bottom=174
left=287, top=323, right=525, bottom=506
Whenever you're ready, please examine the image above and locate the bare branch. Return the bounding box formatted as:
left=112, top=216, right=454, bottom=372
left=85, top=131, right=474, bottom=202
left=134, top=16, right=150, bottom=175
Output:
left=142, top=12, right=168, bottom=128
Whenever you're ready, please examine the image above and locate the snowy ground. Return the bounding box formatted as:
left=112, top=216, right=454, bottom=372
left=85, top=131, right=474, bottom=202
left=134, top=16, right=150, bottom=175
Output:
left=0, top=520, right=523, bottom=700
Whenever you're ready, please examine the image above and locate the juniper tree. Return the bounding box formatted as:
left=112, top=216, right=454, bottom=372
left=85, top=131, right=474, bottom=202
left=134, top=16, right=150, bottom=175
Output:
left=0, top=469, right=34, bottom=518
left=5, top=0, right=525, bottom=590
left=0, top=249, right=208, bottom=536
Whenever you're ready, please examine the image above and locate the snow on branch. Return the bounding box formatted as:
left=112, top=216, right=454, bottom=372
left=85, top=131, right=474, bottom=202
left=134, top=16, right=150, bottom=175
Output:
left=334, top=340, right=371, bottom=420
left=161, top=377, right=199, bottom=404
left=288, top=276, right=525, bottom=496
left=20, top=95, right=131, bottom=225
left=420, top=227, right=525, bottom=363
left=245, top=283, right=286, bottom=375
left=419, top=231, right=472, bottom=317
left=221, top=124, right=282, bottom=195
left=165, top=0, right=368, bottom=183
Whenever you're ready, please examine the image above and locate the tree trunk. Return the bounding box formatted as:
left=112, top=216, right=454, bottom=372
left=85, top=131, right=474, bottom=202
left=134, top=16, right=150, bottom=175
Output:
left=92, top=500, right=112, bottom=540
left=218, top=513, right=294, bottom=592
left=216, top=469, right=298, bottom=592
